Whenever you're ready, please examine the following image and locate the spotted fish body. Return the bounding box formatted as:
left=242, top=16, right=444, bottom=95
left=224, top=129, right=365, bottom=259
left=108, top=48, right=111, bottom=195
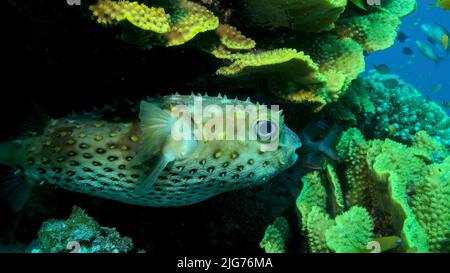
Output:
left=0, top=94, right=301, bottom=208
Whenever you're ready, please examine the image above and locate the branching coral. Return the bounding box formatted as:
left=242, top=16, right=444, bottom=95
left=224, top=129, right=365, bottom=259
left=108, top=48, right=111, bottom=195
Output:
left=32, top=206, right=133, bottom=253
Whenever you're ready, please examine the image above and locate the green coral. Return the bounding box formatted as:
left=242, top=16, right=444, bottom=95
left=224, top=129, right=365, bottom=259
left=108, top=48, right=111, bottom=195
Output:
left=336, top=128, right=450, bottom=252
left=239, top=0, right=348, bottom=32
left=88, top=0, right=417, bottom=111
left=259, top=217, right=291, bottom=253
left=325, top=206, right=374, bottom=253
left=305, top=206, right=334, bottom=253
left=33, top=206, right=133, bottom=253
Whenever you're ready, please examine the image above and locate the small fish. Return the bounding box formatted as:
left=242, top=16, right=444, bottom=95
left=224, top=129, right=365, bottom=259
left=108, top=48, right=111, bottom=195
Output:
left=382, top=78, right=399, bottom=89
left=349, top=0, right=367, bottom=10
left=360, top=236, right=402, bottom=253
left=396, top=31, right=409, bottom=43
left=373, top=64, right=391, bottom=75
left=402, top=47, right=414, bottom=55
left=431, top=0, right=450, bottom=10
left=428, top=83, right=443, bottom=93
left=415, top=40, right=445, bottom=64
left=0, top=94, right=301, bottom=211
left=421, top=23, right=450, bottom=56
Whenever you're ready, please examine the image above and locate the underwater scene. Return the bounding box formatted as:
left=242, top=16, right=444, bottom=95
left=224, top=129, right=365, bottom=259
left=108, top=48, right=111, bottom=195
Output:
left=0, top=0, right=449, bottom=256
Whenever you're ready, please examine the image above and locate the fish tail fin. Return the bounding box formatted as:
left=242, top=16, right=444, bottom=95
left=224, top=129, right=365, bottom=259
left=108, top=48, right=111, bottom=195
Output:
left=0, top=141, right=21, bottom=167
left=318, top=124, right=341, bottom=161
left=0, top=141, right=32, bottom=212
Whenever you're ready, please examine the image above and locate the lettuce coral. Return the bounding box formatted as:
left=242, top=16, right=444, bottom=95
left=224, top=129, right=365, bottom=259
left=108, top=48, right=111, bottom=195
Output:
left=259, top=216, right=291, bottom=253
left=165, top=0, right=219, bottom=46
left=90, top=0, right=171, bottom=33
left=285, top=126, right=448, bottom=253
left=88, top=0, right=417, bottom=111
left=325, top=206, right=374, bottom=253
left=337, top=128, right=450, bottom=252
left=238, top=0, right=348, bottom=32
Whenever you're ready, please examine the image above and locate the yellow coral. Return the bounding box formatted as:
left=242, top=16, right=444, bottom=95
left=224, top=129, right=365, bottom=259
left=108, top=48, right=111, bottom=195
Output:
left=89, top=0, right=171, bottom=33
left=165, top=0, right=219, bottom=46
left=216, top=24, right=256, bottom=50
left=336, top=12, right=401, bottom=53
left=286, top=90, right=327, bottom=112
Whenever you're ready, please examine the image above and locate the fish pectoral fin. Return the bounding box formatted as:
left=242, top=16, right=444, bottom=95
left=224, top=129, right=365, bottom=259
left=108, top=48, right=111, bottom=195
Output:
left=134, top=155, right=172, bottom=194
left=137, top=100, right=176, bottom=161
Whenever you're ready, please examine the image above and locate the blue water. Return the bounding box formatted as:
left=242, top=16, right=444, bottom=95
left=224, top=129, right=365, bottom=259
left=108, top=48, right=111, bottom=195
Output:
left=364, top=0, right=450, bottom=114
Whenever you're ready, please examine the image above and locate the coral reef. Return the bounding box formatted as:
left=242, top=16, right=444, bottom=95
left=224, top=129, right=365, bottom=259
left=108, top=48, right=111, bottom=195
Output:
left=238, top=0, right=348, bottom=32
left=294, top=169, right=375, bottom=253
left=31, top=206, right=134, bottom=253
left=259, top=216, right=291, bottom=253
left=327, top=71, right=450, bottom=149
left=336, top=128, right=449, bottom=252
left=87, top=0, right=417, bottom=110
left=262, top=127, right=448, bottom=253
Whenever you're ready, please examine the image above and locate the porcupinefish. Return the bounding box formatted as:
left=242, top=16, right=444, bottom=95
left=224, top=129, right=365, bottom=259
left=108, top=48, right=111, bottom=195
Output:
left=0, top=94, right=301, bottom=211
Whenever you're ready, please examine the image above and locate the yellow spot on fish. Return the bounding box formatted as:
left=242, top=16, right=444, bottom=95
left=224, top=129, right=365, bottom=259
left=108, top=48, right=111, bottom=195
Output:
left=53, top=146, right=62, bottom=153
left=109, top=144, right=117, bottom=149
left=443, top=34, right=449, bottom=50
left=42, top=157, right=50, bottom=164
left=95, top=123, right=103, bottom=128
left=59, top=132, right=68, bottom=137
left=120, top=145, right=129, bottom=151
left=44, top=140, right=52, bottom=146
left=231, top=152, right=239, bottom=159
left=95, top=135, right=104, bottom=141
left=78, top=133, right=86, bottom=138
left=214, top=151, right=222, bottom=158
left=110, top=132, right=118, bottom=137
left=130, top=135, right=140, bottom=142
left=248, top=159, right=255, bottom=165
left=67, top=139, right=76, bottom=145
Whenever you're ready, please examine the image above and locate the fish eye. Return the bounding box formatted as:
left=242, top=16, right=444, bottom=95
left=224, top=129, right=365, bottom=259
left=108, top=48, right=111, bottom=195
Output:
left=255, top=120, right=278, bottom=142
